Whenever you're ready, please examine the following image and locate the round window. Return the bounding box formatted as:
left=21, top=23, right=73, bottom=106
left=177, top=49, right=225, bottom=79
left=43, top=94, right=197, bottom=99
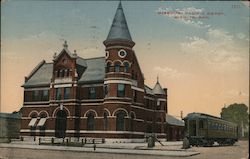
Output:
left=105, top=51, right=109, bottom=59
left=118, top=49, right=127, bottom=58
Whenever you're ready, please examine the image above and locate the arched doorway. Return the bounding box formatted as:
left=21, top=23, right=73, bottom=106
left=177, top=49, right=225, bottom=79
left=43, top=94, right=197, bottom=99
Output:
left=55, top=110, right=67, bottom=138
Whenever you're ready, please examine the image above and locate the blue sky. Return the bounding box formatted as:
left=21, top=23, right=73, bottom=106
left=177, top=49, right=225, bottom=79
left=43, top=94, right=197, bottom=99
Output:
left=1, top=0, right=249, bottom=116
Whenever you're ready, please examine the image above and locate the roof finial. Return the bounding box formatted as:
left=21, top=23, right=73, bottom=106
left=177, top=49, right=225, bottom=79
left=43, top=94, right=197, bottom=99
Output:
left=63, top=40, right=68, bottom=48
left=73, top=50, right=77, bottom=57
left=157, top=74, right=159, bottom=83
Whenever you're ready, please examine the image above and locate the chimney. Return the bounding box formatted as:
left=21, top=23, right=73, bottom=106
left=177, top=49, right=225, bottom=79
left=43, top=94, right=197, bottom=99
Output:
left=163, top=88, right=168, bottom=114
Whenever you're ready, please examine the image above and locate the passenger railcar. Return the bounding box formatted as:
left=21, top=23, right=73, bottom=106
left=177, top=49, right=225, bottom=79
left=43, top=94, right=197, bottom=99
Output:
left=183, top=113, right=238, bottom=146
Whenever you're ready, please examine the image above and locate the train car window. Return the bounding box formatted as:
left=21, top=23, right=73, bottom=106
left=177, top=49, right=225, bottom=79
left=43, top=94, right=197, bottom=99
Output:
left=199, top=120, right=204, bottom=129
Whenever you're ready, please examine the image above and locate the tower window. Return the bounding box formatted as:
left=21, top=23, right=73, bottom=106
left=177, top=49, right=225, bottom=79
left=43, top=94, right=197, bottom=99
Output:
left=117, top=84, right=125, bottom=97
left=104, top=84, right=109, bottom=97
left=55, top=88, right=62, bottom=100
left=106, top=62, right=111, bottom=73
left=42, top=90, right=49, bottom=101
left=114, top=62, right=120, bottom=72
left=88, top=87, right=96, bottom=99
left=124, top=62, right=129, bottom=73
left=32, top=90, right=40, bottom=101
left=64, top=87, right=71, bottom=99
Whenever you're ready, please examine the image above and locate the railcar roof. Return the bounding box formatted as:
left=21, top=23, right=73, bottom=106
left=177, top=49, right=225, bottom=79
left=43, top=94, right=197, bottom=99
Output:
left=184, top=112, right=237, bottom=126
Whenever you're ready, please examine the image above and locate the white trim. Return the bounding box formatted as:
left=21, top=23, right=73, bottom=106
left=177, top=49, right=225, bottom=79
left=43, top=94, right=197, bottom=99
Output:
left=79, top=130, right=145, bottom=135
left=104, top=108, right=111, bottom=116
left=113, top=60, right=123, bottom=65
left=52, top=106, right=71, bottom=117
left=106, top=45, right=132, bottom=51
left=28, top=110, right=39, bottom=117
left=24, top=87, right=50, bottom=91
left=104, top=97, right=131, bottom=100
left=122, top=60, right=132, bottom=67
left=104, top=101, right=131, bottom=105
left=20, top=129, right=55, bottom=133
left=104, top=77, right=131, bottom=81
left=105, top=60, right=112, bottom=65
left=105, top=51, right=109, bottom=59
left=104, top=80, right=132, bottom=85
left=158, top=98, right=167, bottom=102
left=131, top=86, right=144, bottom=92
left=144, top=96, right=155, bottom=101
left=130, top=111, right=136, bottom=118
left=24, top=101, right=49, bottom=105
left=81, top=84, right=103, bottom=87
left=38, top=110, right=49, bottom=117
left=118, top=49, right=127, bottom=58
left=80, top=103, right=103, bottom=106
left=54, top=84, right=72, bottom=88
left=81, top=99, right=104, bottom=102
left=66, top=130, right=77, bottom=133
left=134, top=119, right=144, bottom=122
left=23, top=105, right=50, bottom=108
left=112, top=108, right=129, bottom=117
left=106, top=72, right=131, bottom=76
left=84, top=109, right=98, bottom=117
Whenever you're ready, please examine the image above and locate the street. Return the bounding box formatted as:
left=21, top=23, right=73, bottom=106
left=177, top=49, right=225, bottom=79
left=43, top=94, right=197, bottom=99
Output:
left=0, top=140, right=248, bottom=159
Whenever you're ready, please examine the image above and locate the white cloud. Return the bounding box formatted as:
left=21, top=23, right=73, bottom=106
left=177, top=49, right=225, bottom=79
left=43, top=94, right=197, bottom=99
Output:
left=153, top=66, right=188, bottom=79
left=156, top=7, right=210, bottom=28
left=180, top=28, right=248, bottom=71
left=236, top=33, right=249, bottom=41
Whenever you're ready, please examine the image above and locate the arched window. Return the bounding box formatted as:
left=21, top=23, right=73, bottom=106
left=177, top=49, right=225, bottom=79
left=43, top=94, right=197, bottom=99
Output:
left=106, top=62, right=111, bottom=73
left=116, top=111, right=126, bottom=131
left=87, top=113, right=95, bottom=131
left=124, top=62, right=129, bottom=73
left=61, top=69, right=65, bottom=77
left=114, top=62, right=121, bottom=72
left=103, top=112, right=108, bottom=130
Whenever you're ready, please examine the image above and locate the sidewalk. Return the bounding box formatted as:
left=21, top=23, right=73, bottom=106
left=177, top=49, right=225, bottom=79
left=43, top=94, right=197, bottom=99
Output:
left=0, top=141, right=200, bottom=157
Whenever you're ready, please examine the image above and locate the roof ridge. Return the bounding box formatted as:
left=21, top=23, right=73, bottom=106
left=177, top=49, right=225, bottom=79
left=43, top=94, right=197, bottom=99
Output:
left=85, top=56, right=105, bottom=60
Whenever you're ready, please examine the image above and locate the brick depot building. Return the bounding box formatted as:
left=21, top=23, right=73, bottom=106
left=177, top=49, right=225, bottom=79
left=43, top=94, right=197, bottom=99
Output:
left=20, top=2, right=170, bottom=141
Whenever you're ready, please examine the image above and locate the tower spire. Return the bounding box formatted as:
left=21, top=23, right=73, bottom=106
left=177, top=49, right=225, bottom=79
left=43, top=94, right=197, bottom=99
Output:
left=104, top=1, right=132, bottom=43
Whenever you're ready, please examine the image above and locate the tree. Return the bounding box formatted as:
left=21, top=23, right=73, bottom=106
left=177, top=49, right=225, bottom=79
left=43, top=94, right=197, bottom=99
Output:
left=220, top=103, right=249, bottom=137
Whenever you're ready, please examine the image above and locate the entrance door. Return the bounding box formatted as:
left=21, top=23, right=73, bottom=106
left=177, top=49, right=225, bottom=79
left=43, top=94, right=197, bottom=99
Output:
left=55, top=110, right=67, bottom=138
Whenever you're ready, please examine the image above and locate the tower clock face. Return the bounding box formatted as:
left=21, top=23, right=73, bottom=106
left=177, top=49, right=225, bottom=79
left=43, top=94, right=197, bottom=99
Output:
left=118, top=49, right=127, bottom=58
left=105, top=51, right=109, bottom=59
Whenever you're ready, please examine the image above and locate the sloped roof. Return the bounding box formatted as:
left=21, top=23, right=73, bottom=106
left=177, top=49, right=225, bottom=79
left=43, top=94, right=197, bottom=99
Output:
left=23, top=63, right=53, bottom=87
left=105, top=2, right=132, bottom=42
left=166, top=114, right=184, bottom=126
left=23, top=57, right=105, bottom=87
left=76, top=56, right=87, bottom=67
left=152, top=81, right=165, bottom=95
left=0, top=113, right=21, bottom=119
left=144, top=85, right=154, bottom=95
left=78, top=57, right=105, bottom=83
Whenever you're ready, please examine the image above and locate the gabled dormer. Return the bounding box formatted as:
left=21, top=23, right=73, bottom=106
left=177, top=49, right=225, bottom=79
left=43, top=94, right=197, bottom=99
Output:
left=52, top=41, right=79, bottom=83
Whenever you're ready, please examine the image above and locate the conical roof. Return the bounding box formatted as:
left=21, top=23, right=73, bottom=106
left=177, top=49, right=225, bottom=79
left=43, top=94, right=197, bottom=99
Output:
left=105, top=2, right=132, bottom=42
left=152, top=78, right=166, bottom=95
